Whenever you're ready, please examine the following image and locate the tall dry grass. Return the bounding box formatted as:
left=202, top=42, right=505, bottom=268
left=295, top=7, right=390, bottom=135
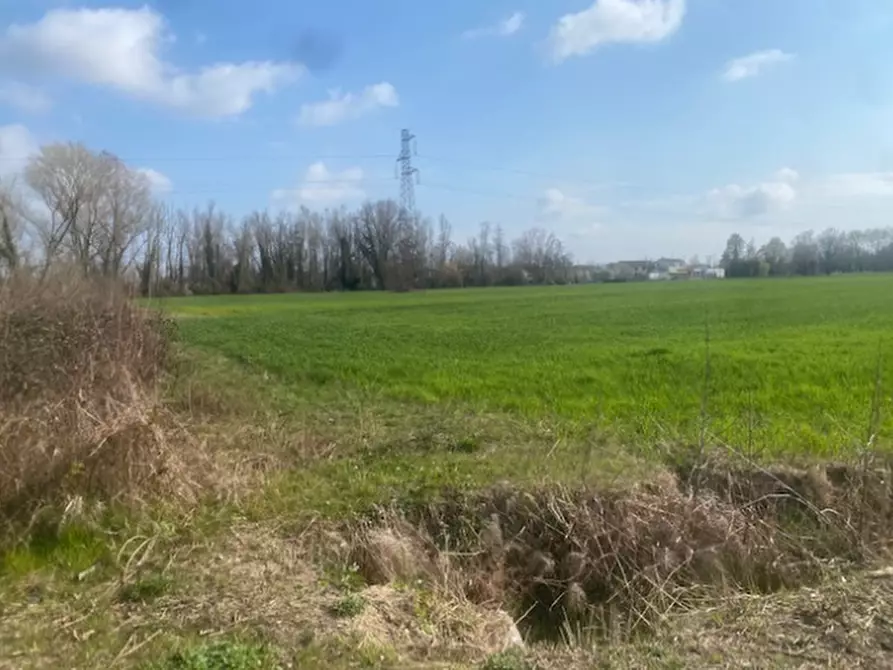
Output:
left=0, top=271, right=201, bottom=527
left=333, top=455, right=893, bottom=644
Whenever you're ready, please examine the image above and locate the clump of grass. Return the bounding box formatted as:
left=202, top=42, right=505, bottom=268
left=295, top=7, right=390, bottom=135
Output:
left=329, top=592, right=366, bottom=618
left=322, top=562, right=366, bottom=592
left=148, top=640, right=276, bottom=670
left=481, top=649, right=534, bottom=670
left=0, top=519, right=112, bottom=578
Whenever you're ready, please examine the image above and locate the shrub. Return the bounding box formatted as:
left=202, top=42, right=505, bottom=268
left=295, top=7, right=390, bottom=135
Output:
left=0, top=272, right=182, bottom=526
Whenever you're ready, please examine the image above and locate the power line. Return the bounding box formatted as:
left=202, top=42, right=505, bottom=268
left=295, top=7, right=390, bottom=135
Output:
left=0, top=152, right=395, bottom=164
left=418, top=180, right=540, bottom=204
left=417, top=153, right=627, bottom=190
left=0, top=149, right=625, bottom=192
left=143, top=180, right=541, bottom=202
left=157, top=177, right=397, bottom=197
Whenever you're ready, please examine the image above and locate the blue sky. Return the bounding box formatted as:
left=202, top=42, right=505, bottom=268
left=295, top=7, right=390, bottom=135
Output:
left=1, top=0, right=893, bottom=263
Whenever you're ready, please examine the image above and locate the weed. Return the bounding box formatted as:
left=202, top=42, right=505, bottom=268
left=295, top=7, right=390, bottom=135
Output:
left=148, top=640, right=276, bottom=670
left=481, top=649, right=533, bottom=670
left=322, top=562, right=366, bottom=592
left=330, top=592, right=367, bottom=618
left=0, top=521, right=111, bottom=578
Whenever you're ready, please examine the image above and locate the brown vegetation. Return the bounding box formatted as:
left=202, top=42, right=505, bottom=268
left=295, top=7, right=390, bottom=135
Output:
left=341, top=458, right=893, bottom=643
left=0, top=272, right=206, bottom=527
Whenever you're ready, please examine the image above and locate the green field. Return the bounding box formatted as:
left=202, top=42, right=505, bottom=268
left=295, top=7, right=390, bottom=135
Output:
left=6, top=275, right=893, bottom=670
left=166, top=274, right=893, bottom=460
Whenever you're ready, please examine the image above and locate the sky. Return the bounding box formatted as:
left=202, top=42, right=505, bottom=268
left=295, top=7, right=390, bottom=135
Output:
left=1, top=0, right=893, bottom=264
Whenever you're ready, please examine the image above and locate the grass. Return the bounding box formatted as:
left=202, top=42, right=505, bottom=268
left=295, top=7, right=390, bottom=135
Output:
left=162, top=275, right=893, bottom=459
left=5, top=275, right=893, bottom=669
left=330, top=593, right=367, bottom=618
left=480, top=650, right=534, bottom=670
left=148, top=640, right=275, bottom=670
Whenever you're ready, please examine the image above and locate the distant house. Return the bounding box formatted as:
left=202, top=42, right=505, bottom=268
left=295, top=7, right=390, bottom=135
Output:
left=655, top=258, right=686, bottom=273
left=609, top=260, right=652, bottom=280
left=609, top=259, right=725, bottom=281
left=647, top=258, right=686, bottom=280
left=691, top=265, right=726, bottom=279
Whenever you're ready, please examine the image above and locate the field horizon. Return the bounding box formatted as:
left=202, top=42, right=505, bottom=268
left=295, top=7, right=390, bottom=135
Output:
left=163, top=273, right=893, bottom=460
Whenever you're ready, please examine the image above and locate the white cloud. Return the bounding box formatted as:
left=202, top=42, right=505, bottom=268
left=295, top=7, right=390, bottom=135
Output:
left=575, top=166, right=893, bottom=262
left=774, top=167, right=800, bottom=184
left=548, top=0, right=685, bottom=63
left=706, top=168, right=893, bottom=222
left=820, top=173, right=893, bottom=198
left=0, top=124, right=38, bottom=176
left=0, top=6, right=301, bottom=118
left=297, top=82, right=398, bottom=127
left=137, top=167, right=172, bottom=194
left=272, top=162, right=365, bottom=206
left=722, top=49, right=794, bottom=82
left=463, top=12, right=525, bottom=39
left=707, top=175, right=797, bottom=220
left=538, top=187, right=603, bottom=221
left=500, top=12, right=526, bottom=36
left=0, top=81, right=52, bottom=113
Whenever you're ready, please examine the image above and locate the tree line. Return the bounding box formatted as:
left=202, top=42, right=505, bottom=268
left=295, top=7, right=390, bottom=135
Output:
left=0, top=142, right=576, bottom=295
left=720, top=229, right=893, bottom=278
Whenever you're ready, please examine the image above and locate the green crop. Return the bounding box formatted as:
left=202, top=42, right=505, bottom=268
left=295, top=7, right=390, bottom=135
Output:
left=163, top=275, right=893, bottom=457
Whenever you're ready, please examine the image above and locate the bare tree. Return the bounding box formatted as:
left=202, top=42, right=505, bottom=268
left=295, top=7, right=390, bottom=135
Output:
left=494, top=224, right=507, bottom=270
left=24, top=143, right=95, bottom=276
left=95, top=152, right=154, bottom=277
left=327, top=207, right=358, bottom=290
left=23, top=143, right=154, bottom=279
left=0, top=179, right=23, bottom=274
left=12, top=139, right=596, bottom=293
left=434, top=214, right=453, bottom=287
left=232, top=217, right=255, bottom=293
left=355, top=199, right=401, bottom=289
left=138, top=204, right=168, bottom=296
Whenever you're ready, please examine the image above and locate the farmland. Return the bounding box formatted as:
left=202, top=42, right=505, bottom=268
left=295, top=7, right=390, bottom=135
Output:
left=5, top=273, right=893, bottom=670
left=167, top=274, right=893, bottom=461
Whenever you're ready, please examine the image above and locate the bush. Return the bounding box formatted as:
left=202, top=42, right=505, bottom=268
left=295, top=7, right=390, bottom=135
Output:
left=0, top=272, right=179, bottom=524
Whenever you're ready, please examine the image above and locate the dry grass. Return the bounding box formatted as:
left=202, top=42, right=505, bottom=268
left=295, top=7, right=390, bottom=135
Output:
left=0, top=272, right=217, bottom=531
left=0, top=520, right=523, bottom=669
left=524, top=567, right=893, bottom=669
left=2, top=507, right=892, bottom=669
left=339, top=457, right=893, bottom=644
left=168, top=523, right=522, bottom=662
